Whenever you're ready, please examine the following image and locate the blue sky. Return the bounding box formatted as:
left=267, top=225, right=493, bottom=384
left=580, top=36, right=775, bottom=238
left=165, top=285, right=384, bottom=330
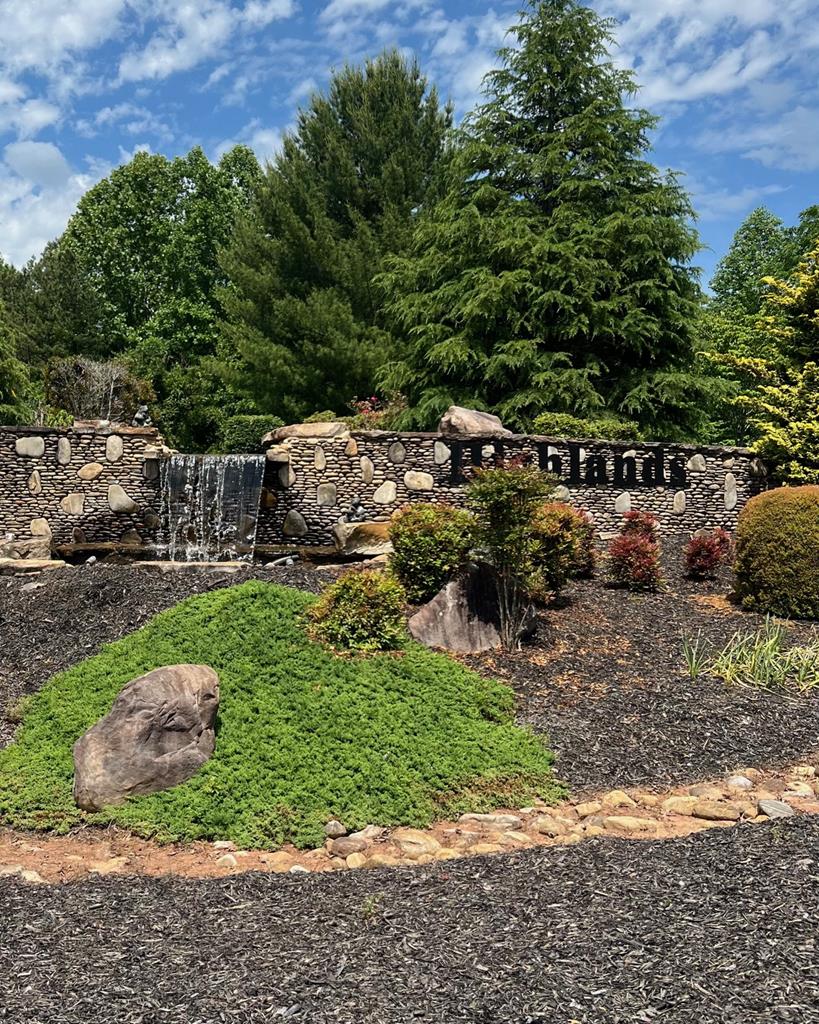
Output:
left=1, top=0, right=818, bottom=284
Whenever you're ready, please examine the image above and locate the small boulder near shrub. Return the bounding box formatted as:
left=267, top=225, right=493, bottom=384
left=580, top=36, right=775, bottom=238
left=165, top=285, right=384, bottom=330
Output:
left=684, top=528, right=732, bottom=579
left=309, top=569, right=408, bottom=652
left=734, top=486, right=819, bottom=619
left=608, top=512, right=662, bottom=591
left=389, top=503, right=475, bottom=603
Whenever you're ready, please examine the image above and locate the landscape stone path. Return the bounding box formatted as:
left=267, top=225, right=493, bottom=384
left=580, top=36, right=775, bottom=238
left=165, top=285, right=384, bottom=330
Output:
left=1, top=758, right=816, bottom=884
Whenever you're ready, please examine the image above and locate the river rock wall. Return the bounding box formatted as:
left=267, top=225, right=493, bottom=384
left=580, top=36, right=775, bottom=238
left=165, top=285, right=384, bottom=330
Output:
left=257, top=432, right=768, bottom=548
left=0, top=425, right=163, bottom=550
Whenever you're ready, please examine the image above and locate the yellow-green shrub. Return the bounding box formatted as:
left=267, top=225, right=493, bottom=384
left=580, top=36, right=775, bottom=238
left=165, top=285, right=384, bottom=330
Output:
left=389, top=503, right=475, bottom=603
left=734, top=486, right=819, bottom=619
left=309, top=569, right=408, bottom=651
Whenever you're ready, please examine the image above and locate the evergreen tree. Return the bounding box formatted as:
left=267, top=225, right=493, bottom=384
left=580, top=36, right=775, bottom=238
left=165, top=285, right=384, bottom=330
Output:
left=710, top=207, right=791, bottom=316
left=0, top=300, right=31, bottom=424
left=378, top=0, right=708, bottom=437
left=219, top=50, right=452, bottom=422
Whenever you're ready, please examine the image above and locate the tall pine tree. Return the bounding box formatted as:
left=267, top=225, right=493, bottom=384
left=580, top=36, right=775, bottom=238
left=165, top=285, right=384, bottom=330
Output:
left=710, top=207, right=791, bottom=316
left=218, top=50, right=452, bottom=422
left=378, top=0, right=708, bottom=437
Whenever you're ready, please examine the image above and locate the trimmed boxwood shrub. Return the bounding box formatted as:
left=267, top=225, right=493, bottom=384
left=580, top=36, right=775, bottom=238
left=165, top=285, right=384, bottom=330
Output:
left=217, top=414, right=284, bottom=453
left=308, top=569, right=408, bottom=652
left=734, top=486, right=819, bottom=619
left=532, top=411, right=639, bottom=441
left=389, top=503, right=476, bottom=603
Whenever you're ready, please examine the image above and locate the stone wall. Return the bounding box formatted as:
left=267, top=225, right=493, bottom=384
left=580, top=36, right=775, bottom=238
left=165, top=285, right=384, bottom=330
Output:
left=0, top=423, right=770, bottom=556
left=258, top=431, right=768, bottom=547
left=0, top=424, right=163, bottom=550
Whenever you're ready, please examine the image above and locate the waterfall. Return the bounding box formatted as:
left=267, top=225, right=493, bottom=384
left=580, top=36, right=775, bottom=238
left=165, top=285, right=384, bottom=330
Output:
left=159, top=454, right=266, bottom=561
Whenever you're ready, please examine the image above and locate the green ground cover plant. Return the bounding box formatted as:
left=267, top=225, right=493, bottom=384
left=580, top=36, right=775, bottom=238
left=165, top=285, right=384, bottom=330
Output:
left=0, top=581, right=559, bottom=849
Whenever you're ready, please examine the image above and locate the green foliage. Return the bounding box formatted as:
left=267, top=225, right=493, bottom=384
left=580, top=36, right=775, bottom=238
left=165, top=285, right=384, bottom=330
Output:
left=735, top=361, right=819, bottom=483
left=0, top=299, right=32, bottom=424
left=532, top=411, right=639, bottom=441
left=216, top=414, right=284, bottom=454
left=734, top=486, right=819, bottom=620
left=467, top=462, right=555, bottom=647
left=378, top=0, right=706, bottom=436
left=219, top=51, right=452, bottom=423
left=53, top=146, right=262, bottom=448
left=686, top=618, right=819, bottom=695
left=389, top=503, right=476, bottom=603
left=531, top=502, right=596, bottom=593
left=308, top=570, right=409, bottom=652
left=709, top=207, right=793, bottom=316
left=0, top=582, right=559, bottom=847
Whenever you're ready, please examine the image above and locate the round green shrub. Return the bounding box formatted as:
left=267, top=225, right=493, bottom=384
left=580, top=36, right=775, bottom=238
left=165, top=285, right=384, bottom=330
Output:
left=735, top=486, right=819, bottom=619
left=532, top=411, right=639, bottom=441
left=309, top=569, right=408, bottom=652
left=217, top=414, right=284, bottom=453
left=389, top=503, right=476, bottom=603
left=531, top=502, right=596, bottom=594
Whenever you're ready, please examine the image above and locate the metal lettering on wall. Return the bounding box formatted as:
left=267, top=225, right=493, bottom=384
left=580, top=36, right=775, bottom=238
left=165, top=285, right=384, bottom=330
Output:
left=450, top=441, right=688, bottom=488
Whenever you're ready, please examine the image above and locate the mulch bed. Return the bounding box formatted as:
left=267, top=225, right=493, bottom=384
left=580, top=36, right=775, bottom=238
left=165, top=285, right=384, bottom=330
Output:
left=0, top=561, right=338, bottom=748
left=468, top=537, right=819, bottom=791
left=2, top=542, right=818, bottom=787
left=1, top=816, right=817, bottom=1023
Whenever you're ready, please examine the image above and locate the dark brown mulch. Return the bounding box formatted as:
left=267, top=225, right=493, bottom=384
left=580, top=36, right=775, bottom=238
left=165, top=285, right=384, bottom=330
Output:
left=1, top=817, right=817, bottom=1023
left=469, top=537, right=819, bottom=791
left=0, top=561, right=338, bottom=748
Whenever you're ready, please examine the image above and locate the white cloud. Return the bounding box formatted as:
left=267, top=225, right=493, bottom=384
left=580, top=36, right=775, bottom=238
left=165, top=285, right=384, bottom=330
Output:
left=697, top=105, right=819, bottom=171
left=3, top=141, right=72, bottom=187
left=118, top=0, right=296, bottom=83
left=240, top=0, right=296, bottom=27
left=214, top=117, right=284, bottom=163
left=0, top=0, right=127, bottom=72
left=0, top=97, right=61, bottom=138
left=0, top=147, right=99, bottom=267
left=118, top=2, right=236, bottom=82
left=686, top=177, right=789, bottom=220
left=76, top=102, right=173, bottom=141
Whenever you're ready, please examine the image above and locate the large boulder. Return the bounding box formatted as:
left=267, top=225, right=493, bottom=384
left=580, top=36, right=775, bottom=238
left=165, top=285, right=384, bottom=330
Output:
left=333, top=521, right=392, bottom=557
left=438, top=406, right=512, bottom=438
left=408, top=566, right=502, bottom=653
left=0, top=537, right=51, bottom=560
left=263, top=421, right=350, bottom=444
left=73, top=664, right=220, bottom=812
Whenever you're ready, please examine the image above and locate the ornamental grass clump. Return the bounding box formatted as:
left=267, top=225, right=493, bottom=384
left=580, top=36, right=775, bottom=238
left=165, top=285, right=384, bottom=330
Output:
left=685, top=618, right=819, bottom=695
left=0, top=581, right=561, bottom=849
left=734, top=486, right=819, bottom=620
left=684, top=528, right=732, bottom=579
left=607, top=511, right=662, bottom=591
left=389, top=503, right=476, bottom=603
left=308, top=569, right=408, bottom=653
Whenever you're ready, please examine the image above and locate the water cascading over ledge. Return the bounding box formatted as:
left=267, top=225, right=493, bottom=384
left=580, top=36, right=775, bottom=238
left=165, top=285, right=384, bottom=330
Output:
left=159, top=454, right=266, bottom=561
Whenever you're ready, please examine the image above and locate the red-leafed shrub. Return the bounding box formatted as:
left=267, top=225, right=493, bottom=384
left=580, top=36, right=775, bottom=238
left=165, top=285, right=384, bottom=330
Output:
left=684, top=528, right=733, bottom=579
left=607, top=533, right=662, bottom=591
left=620, top=510, right=659, bottom=538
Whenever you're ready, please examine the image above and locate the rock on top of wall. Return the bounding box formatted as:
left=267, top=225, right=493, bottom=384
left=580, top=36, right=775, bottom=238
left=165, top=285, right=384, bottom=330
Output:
left=265, top=421, right=350, bottom=444
left=438, top=406, right=512, bottom=438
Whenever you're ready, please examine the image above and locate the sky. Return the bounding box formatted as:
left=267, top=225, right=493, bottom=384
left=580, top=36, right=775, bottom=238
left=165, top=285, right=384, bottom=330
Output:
left=1, top=0, right=818, bottom=284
